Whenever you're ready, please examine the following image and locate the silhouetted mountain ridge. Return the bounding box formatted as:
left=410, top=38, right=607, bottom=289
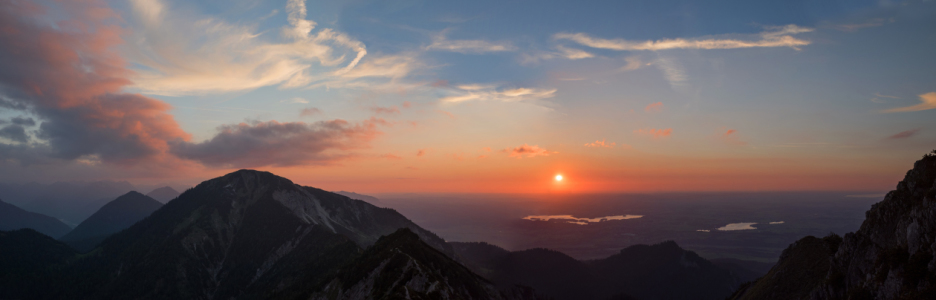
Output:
left=0, top=169, right=533, bottom=299
left=731, top=151, right=936, bottom=300
left=145, top=186, right=181, bottom=203
left=452, top=239, right=743, bottom=300
left=0, top=180, right=135, bottom=225
left=0, top=199, right=71, bottom=238
left=59, top=191, right=163, bottom=252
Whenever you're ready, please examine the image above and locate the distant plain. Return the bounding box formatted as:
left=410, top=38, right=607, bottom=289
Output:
left=376, top=192, right=883, bottom=262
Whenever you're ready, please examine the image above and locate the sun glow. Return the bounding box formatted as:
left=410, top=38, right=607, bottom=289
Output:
left=555, top=174, right=563, bottom=181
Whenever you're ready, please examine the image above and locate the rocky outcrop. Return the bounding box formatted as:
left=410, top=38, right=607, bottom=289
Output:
left=732, top=151, right=936, bottom=300
left=312, top=228, right=543, bottom=300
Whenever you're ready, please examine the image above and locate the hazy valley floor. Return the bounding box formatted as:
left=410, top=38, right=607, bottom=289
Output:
left=375, top=192, right=882, bottom=262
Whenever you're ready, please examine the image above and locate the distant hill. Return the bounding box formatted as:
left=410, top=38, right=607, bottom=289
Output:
left=334, top=190, right=382, bottom=206
left=0, top=180, right=135, bottom=225
left=452, top=239, right=743, bottom=300
left=0, top=199, right=71, bottom=238
left=59, top=191, right=163, bottom=252
left=145, top=186, right=181, bottom=203
left=731, top=151, right=936, bottom=300
left=0, top=170, right=534, bottom=299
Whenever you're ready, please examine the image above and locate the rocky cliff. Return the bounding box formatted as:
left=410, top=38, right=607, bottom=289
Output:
left=732, top=151, right=936, bottom=300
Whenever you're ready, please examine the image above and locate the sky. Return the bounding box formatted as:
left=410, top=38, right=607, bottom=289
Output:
left=0, top=0, right=933, bottom=193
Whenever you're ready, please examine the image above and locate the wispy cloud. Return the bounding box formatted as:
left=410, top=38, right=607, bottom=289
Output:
left=887, top=129, right=921, bottom=139
left=426, top=29, right=516, bottom=54
left=634, top=128, right=672, bottom=138
left=504, top=144, right=553, bottom=158
left=370, top=106, right=401, bottom=114
left=554, top=25, right=813, bottom=51
left=519, top=45, right=594, bottom=64
left=299, top=107, right=322, bottom=117
left=439, top=84, right=557, bottom=103
left=125, top=0, right=414, bottom=95
left=584, top=139, right=616, bottom=148
left=654, top=56, right=688, bottom=87
left=283, top=97, right=310, bottom=104
left=720, top=129, right=746, bottom=145
left=884, top=92, right=936, bottom=113
left=871, top=93, right=900, bottom=103
left=645, top=102, right=664, bottom=113
left=621, top=56, right=646, bottom=71
left=832, top=18, right=890, bottom=32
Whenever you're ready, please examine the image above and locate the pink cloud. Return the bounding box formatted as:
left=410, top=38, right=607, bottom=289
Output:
left=585, top=139, right=616, bottom=148
left=634, top=128, right=672, bottom=138
left=300, top=107, right=322, bottom=117
left=431, top=80, right=449, bottom=87
left=887, top=129, right=921, bottom=139
left=382, top=154, right=403, bottom=160
left=371, top=106, right=400, bottom=114
left=0, top=0, right=190, bottom=164
left=720, top=129, right=746, bottom=145
left=644, top=102, right=664, bottom=113
left=505, top=144, right=553, bottom=158
left=438, top=110, right=456, bottom=119
left=416, top=149, right=426, bottom=157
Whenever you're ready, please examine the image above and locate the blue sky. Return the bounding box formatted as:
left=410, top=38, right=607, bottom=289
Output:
left=0, top=0, right=933, bottom=192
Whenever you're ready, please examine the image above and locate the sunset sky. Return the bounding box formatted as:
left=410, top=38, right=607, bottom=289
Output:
left=0, top=0, right=933, bottom=193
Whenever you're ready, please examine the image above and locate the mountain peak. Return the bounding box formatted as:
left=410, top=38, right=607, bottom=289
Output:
left=146, top=186, right=180, bottom=203
left=59, top=191, right=163, bottom=251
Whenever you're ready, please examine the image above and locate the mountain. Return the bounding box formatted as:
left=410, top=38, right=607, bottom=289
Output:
left=0, top=180, right=135, bottom=225
left=0, top=169, right=512, bottom=299
left=146, top=186, right=181, bottom=203
left=0, top=199, right=72, bottom=238
left=58, top=191, right=163, bottom=252
left=0, top=229, right=77, bottom=300
left=731, top=151, right=936, bottom=300
left=452, top=240, right=743, bottom=300
left=310, top=228, right=544, bottom=300
left=334, top=190, right=382, bottom=206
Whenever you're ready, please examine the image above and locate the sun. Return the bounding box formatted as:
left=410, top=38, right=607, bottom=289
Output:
left=555, top=174, right=563, bottom=181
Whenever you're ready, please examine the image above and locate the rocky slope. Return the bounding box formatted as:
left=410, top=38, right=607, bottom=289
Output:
left=58, top=191, right=163, bottom=252
left=732, top=151, right=936, bottom=300
left=0, top=169, right=508, bottom=299
left=0, top=199, right=72, bottom=238
left=311, top=228, right=543, bottom=300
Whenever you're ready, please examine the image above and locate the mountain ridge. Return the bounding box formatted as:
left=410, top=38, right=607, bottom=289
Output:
left=732, top=151, right=936, bottom=300
left=58, top=191, right=163, bottom=252
left=0, top=199, right=72, bottom=238
left=453, top=239, right=743, bottom=300
left=0, top=169, right=490, bottom=299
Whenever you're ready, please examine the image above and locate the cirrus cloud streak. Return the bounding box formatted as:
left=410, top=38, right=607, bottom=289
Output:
left=554, top=25, right=813, bottom=51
